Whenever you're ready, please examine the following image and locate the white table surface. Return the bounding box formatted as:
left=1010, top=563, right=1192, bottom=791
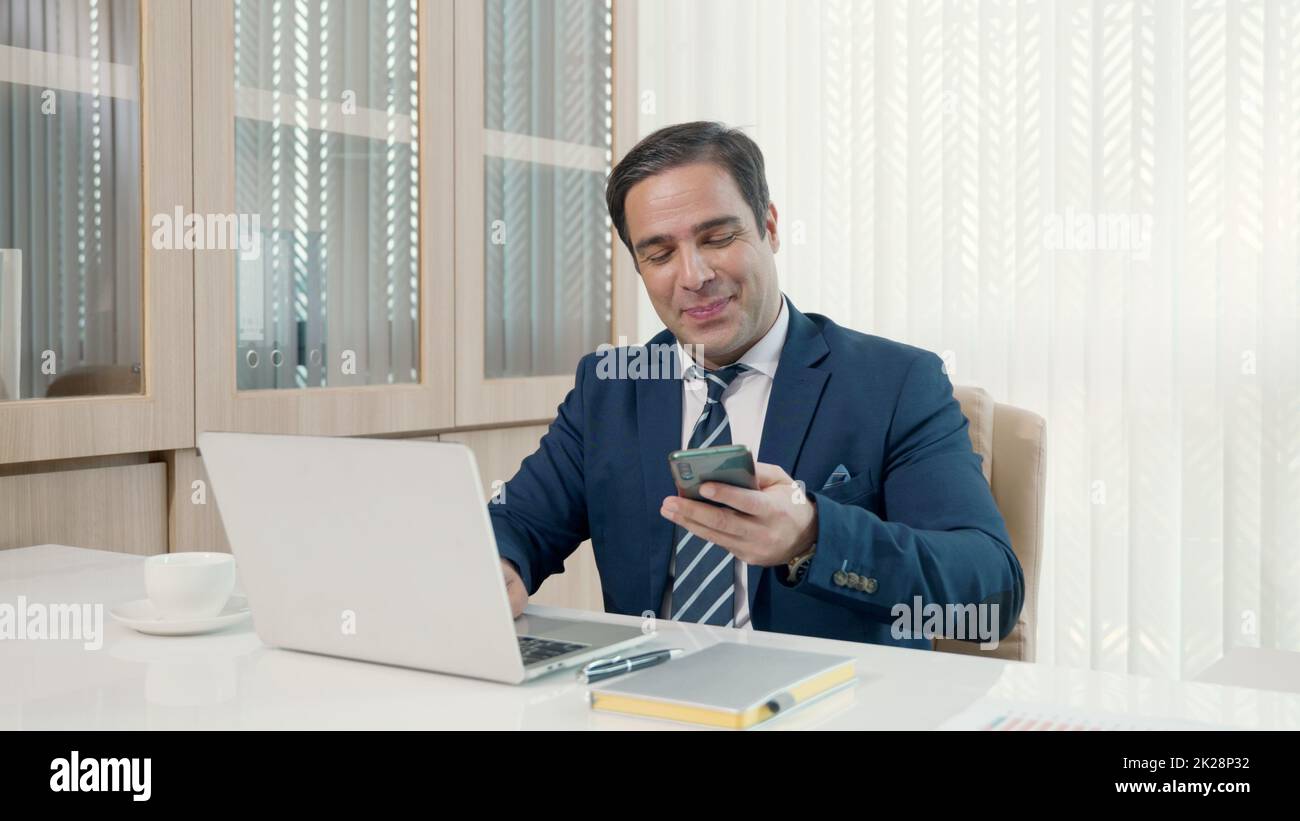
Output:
left=2, top=545, right=1297, bottom=730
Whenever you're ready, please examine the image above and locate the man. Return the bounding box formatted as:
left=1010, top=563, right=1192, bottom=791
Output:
left=491, top=121, right=1023, bottom=649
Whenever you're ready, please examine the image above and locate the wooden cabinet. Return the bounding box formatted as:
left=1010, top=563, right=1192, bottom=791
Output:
left=1, top=2, right=638, bottom=614
left=453, top=0, right=640, bottom=427
left=190, top=0, right=455, bottom=438
left=0, top=0, right=194, bottom=464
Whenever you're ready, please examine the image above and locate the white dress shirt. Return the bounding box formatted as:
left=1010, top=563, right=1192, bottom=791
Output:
left=660, top=296, right=791, bottom=630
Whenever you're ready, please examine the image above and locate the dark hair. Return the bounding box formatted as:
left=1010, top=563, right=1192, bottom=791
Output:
left=605, top=121, right=770, bottom=260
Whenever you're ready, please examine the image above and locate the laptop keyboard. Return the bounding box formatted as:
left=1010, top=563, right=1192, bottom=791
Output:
left=517, top=636, right=588, bottom=666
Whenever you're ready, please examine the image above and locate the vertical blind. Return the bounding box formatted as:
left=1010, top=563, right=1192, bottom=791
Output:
left=638, top=0, right=1300, bottom=682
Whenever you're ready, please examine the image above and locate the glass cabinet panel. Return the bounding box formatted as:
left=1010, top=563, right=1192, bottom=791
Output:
left=232, top=0, right=420, bottom=390
left=482, top=0, right=612, bottom=379
left=0, top=0, right=142, bottom=401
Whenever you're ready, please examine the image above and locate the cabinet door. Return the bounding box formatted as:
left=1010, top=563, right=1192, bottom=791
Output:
left=0, top=0, right=193, bottom=463
left=453, top=0, right=637, bottom=426
left=192, top=0, right=454, bottom=436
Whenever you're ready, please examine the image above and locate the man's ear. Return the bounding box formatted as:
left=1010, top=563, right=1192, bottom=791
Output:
left=765, top=202, right=780, bottom=253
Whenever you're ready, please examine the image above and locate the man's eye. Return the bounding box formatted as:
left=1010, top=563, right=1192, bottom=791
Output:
left=705, top=234, right=737, bottom=246
left=646, top=252, right=671, bottom=265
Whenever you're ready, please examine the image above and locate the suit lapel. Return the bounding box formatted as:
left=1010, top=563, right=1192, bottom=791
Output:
left=749, top=302, right=830, bottom=612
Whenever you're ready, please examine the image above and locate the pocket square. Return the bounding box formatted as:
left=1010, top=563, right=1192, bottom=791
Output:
left=821, top=464, right=851, bottom=490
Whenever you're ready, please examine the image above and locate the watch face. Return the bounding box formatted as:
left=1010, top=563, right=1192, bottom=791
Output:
left=788, top=551, right=812, bottom=580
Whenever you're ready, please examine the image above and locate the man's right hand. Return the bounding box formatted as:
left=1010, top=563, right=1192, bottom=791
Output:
left=501, top=559, right=528, bottom=619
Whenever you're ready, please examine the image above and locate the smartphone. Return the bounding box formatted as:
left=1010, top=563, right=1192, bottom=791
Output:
left=668, top=444, right=758, bottom=503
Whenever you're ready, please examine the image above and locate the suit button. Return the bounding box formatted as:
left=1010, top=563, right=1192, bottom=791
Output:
left=832, top=570, right=848, bottom=587
left=863, top=577, right=878, bottom=594
left=846, top=572, right=860, bottom=589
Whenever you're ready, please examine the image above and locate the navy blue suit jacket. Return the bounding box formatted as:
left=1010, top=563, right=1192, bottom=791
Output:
left=490, top=298, right=1024, bottom=649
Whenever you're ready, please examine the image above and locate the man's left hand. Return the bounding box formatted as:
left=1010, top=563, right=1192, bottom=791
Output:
left=660, top=463, right=817, bottom=566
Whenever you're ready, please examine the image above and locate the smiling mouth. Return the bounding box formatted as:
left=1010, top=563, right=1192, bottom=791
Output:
left=682, top=297, right=731, bottom=321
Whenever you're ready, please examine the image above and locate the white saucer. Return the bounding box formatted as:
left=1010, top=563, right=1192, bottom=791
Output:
left=109, top=596, right=251, bottom=636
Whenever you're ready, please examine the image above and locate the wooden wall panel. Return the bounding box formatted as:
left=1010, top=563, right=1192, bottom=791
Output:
left=0, top=463, right=167, bottom=554
left=166, top=448, right=231, bottom=553
left=441, top=424, right=604, bottom=613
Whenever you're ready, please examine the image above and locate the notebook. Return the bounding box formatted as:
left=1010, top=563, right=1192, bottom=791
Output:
left=588, top=643, right=857, bottom=729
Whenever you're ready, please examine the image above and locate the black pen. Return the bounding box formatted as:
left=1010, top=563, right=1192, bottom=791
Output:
left=579, top=648, right=684, bottom=684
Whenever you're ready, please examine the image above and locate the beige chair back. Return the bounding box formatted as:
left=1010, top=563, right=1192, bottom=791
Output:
left=934, top=386, right=1045, bottom=662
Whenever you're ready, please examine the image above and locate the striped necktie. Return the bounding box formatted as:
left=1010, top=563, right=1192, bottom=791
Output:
left=670, top=362, right=748, bottom=626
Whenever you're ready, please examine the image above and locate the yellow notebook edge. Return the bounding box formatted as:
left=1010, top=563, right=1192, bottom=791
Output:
left=590, top=659, right=858, bottom=729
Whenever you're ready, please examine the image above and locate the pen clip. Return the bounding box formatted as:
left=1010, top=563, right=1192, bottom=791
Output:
left=581, top=655, right=624, bottom=674
left=580, top=648, right=681, bottom=678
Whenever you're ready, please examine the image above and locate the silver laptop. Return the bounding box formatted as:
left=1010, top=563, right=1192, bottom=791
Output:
left=197, top=431, right=653, bottom=683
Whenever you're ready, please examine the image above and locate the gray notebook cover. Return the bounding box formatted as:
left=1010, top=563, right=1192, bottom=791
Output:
left=592, top=642, right=855, bottom=712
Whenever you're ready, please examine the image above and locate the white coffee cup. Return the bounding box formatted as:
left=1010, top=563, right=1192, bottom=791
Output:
left=144, top=553, right=236, bottom=620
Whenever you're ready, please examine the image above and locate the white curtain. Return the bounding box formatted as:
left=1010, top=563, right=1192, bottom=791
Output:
left=636, top=0, right=1300, bottom=680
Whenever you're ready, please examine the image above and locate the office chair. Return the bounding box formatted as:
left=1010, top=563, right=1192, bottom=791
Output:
left=933, top=386, right=1046, bottom=662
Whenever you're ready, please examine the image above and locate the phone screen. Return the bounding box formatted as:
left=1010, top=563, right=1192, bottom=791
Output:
left=668, top=444, right=757, bottom=502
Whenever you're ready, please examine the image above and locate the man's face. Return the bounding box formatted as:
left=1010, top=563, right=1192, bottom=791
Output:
left=623, top=162, right=782, bottom=367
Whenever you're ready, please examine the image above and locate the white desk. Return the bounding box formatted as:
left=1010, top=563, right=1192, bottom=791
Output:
left=2, top=545, right=1297, bottom=730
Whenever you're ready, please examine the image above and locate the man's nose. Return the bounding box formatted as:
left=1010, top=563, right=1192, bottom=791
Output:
left=677, top=246, right=714, bottom=291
